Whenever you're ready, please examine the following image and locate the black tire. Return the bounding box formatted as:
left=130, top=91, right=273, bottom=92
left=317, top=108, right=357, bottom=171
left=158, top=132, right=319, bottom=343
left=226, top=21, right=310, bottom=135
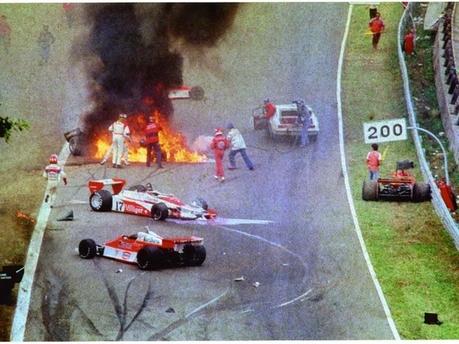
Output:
left=128, top=184, right=147, bottom=192
left=362, top=180, right=379, bottom=201
left=79, top=239, right=97, bottom=259
left=69, top=136, right=82, bottom=156
left=189, top=86, right=204, bottom=101
left=89, top=190, right=113, bottom=211
left=183, top=244, right=206, bottom=266
left=136, top=246, right=165, bottom=270
left=413, top=182, right=431, bottom=202
left=192, top=197, right=208, bottom=210
left=151, top=203, right=169, bottom=221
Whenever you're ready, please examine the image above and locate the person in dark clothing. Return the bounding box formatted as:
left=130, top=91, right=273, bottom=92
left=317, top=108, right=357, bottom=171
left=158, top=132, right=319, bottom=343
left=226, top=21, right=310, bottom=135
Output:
left=144, top=115, right=163, bottom=168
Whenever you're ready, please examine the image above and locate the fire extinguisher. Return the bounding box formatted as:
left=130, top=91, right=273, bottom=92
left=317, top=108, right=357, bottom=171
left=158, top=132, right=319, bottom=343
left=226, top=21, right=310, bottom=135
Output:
left=436, top=178, right=458, bottom=212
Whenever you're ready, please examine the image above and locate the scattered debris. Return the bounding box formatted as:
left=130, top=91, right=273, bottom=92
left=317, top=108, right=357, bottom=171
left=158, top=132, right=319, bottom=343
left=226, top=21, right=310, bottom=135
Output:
left=418, top=63, right=424, bottom=67
left=425, top=105, right=430, bottom=111
left=234, top=276, right=245, bottom=282
left=413, top=96, right=419, bottom=101
left=439, top=132, right=445, bottom=137
left=282, top=263, right=289, bottom=266
left=165, top=307, right=175, bottom=313
left=252, top=282, right=260, bottom=288
left=57, top=210, right=74, bottom=221
left=16, top=210, right=35, bottom=227
left=116, top=268, right=123, bottom=273
left=424, top=312, right=442, bottom=325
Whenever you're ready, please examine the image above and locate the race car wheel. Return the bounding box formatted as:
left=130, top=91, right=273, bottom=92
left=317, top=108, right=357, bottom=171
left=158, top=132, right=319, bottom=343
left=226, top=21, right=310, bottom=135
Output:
left=189, top=86, right=204, bottom=101
left=413, top=182, right=431, bottom=202
left=79, top=239, right=97, bottom=259
left=69, top=136, right=82, bottom=156
left=192, top=197, right=208, bottom=210
left=183, top=244, right=206, bottom=266
left=137, top=246, right=165, bottom=270
left=151, top=203, right=168, bottom=221
left=89, top=190, right=113, bottom=212
left=362, top=180, right=378, bottom=201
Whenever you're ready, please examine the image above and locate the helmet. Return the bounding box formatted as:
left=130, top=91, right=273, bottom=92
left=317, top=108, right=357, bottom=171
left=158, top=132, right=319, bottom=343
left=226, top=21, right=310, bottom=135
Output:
left=49, top=154, right=58, bottom=164
left=226, top=122, right=234, bottom=129
left=214, top=128, right=223, bottom=136
left=264, top=98, right=270, bottom=103
left=119, top=113, right=127, bottom=119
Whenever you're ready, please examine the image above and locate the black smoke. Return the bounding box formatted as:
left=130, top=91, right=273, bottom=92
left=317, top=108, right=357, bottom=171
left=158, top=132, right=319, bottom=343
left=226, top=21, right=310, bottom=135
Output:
left=74, top=3, right=239, bottom=150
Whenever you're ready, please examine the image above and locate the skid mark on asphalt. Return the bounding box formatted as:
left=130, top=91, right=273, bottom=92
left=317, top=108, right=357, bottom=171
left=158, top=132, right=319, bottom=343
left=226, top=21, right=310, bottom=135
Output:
left=93, top=260, right=153, bottom=340
left=147, top=289, right=229, bottom=340
left=166, top=217, right=273, bottom=226
left=216, top=225, right=318, bottom=311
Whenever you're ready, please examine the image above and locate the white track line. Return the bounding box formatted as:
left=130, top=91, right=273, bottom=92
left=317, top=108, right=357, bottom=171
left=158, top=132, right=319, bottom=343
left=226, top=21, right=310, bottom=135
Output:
left=337, top=5, right=400, bottom=340
left=10, top=142, right=70, bottom=342
left=185, top=289, right=228, bottom=318
left=273, top=288, right=312, bottom=309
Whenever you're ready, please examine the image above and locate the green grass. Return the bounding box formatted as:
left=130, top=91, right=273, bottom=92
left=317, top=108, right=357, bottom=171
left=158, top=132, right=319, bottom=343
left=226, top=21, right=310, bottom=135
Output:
left=0, top=4, right=73, bottom=340
left=343, top=3, right=459, bottom=339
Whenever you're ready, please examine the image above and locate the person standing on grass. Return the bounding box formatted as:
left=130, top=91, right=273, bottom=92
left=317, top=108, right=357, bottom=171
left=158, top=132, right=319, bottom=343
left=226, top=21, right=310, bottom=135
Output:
left=366, top=143, right=382, bottom=181
left=369, top=12, right=385, bottom=50
left=403, top=28, right=415, bottom=55
left=0, top=14, right=11, bottom=54
left=37, top=25, right=55, bottom=64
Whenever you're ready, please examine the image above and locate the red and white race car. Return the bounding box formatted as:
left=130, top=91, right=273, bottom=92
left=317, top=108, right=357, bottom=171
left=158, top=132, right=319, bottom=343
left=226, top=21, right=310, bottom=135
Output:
left=168, top=86, right=204, bottom=100
left=88, top=179, right=217, bottom=221
left=78, top=229, right=206, bottom=270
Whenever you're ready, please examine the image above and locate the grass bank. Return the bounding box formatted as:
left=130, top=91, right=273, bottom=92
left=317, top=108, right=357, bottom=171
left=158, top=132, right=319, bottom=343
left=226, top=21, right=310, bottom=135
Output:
left=342, top=3, right=459, bottom=339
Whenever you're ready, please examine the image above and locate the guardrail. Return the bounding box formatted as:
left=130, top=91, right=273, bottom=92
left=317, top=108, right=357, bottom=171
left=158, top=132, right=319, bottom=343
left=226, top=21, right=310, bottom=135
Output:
left=398, top=3, right=459, bottom=249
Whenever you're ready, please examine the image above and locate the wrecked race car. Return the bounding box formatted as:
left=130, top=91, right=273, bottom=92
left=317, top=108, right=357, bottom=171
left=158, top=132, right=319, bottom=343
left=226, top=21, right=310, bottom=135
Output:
left=168, top=85, right=204, bottom=101
left=78, top=229, right=206, bottom=270
left=88, top=178, right=217, bottom=221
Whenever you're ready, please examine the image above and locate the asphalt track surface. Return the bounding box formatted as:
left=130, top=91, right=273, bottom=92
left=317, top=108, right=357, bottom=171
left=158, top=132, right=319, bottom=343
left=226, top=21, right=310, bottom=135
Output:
left=24, top=3, right=395, bottom=340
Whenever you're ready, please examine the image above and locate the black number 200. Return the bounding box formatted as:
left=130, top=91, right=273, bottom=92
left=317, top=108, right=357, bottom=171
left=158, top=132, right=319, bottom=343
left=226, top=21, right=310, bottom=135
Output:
left=367, top=123, right=403, bottom=140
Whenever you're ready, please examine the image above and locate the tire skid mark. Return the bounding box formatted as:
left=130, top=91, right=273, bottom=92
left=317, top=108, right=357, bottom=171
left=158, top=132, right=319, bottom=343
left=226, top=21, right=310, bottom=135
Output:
left=147, top=289, right=229, bottom=340
left=93, top=260, right=153, bottom=341
left=216, top=225, right=309, bottom=284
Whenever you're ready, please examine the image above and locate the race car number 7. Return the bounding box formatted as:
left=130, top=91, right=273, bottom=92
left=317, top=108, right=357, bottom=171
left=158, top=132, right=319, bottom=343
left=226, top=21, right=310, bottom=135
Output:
left=363, top=118, right=407, bottom=144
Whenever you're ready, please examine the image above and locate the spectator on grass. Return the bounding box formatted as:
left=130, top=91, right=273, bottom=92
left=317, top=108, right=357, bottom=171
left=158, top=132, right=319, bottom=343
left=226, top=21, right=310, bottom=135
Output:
left=366, top=143, right=382, bottom=181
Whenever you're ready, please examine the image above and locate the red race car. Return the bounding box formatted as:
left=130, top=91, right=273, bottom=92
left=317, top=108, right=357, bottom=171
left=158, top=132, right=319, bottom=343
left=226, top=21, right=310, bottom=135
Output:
left=88, top=179, right=217, bottom=221
left=78, top=229, right=206, bottom=270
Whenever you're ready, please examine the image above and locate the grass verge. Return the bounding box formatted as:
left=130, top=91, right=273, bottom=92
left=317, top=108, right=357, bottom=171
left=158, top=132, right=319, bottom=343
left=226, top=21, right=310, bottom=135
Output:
left=342, top=3, right=459, bottom=339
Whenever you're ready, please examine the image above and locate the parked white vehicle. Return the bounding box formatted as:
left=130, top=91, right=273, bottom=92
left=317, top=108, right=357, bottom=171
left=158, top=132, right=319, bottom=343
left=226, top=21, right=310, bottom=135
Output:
left=253, top=102, right=319, bottom=141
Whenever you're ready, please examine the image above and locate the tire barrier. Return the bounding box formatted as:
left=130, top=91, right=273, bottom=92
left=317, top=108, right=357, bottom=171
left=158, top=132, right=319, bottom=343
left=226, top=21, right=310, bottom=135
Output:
left=398, top=3, right=459, bottom=249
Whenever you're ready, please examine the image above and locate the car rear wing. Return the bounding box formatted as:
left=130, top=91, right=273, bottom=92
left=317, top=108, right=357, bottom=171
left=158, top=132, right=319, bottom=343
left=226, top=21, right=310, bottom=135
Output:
left=88, top=178, right=126, bottom=195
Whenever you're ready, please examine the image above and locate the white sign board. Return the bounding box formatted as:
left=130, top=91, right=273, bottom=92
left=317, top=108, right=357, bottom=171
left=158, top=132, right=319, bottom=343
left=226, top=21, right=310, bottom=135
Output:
left=363, top=118, right=407, bottom=144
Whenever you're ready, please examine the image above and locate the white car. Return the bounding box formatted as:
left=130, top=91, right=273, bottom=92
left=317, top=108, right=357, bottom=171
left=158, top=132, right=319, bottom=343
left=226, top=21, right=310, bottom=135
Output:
left=253, top=102, right=319, bottom=141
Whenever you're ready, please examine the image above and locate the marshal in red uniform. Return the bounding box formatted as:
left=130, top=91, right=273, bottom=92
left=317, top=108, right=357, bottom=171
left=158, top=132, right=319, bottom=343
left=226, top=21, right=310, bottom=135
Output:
left=144, top=116, right=163, bottom=168
left=210, top=128, right=230, bottom=182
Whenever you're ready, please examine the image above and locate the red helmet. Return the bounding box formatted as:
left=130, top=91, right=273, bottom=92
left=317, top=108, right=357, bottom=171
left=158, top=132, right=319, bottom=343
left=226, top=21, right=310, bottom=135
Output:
left=49, top=154, right=58, bottom=164
left=214, top=128, right=223, bottom=136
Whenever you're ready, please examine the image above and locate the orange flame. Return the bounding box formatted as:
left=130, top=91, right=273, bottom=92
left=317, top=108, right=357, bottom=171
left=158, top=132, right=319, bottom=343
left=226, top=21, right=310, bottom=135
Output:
left=94, top=110, right=206, bottom=163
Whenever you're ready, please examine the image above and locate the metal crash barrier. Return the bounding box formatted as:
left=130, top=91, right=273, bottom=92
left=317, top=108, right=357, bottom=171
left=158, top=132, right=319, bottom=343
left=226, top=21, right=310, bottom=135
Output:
left=398, top=3, right=459, bottom=248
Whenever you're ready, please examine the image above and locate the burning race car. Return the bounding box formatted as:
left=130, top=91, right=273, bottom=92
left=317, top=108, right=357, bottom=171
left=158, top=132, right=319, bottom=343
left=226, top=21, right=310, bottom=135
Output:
left=78, top=229, right=206, bottom=270
left=168, top=86, right=204, bottom=101
left=88, top=178, right=216, bottom=221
